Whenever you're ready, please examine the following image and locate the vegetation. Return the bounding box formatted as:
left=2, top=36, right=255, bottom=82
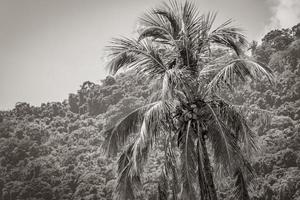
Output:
left=0, top=2, right=299, bottom=200
left=103, top=1, right=272, bottom=200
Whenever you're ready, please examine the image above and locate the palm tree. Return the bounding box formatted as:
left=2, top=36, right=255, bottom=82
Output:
left=102, top=1, right=273, bottom=200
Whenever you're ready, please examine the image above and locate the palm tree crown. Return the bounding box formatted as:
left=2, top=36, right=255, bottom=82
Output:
left=102, top=1, right=273, bottom=200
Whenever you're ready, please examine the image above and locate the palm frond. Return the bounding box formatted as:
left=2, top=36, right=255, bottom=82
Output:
left=201, top=12, right=217, bottom=35
left=106, top=37, right=168, bottom=77
left=207, top=99, right=257, bottom=180
left=131, top=101, right=173, bottom=172
left=106, top=37, right=140, bottom=74
left=156, top=169, right=169, bottom=200
left=206, top=58, right=273, bottom=93
left=178, top=1, right=202, bottom=68
left=231, top=168, right=250, bottom=200
left=136, top=40, right=168, bottom=78
left=138, top=0, right=181, bottom=41
left=202, top=16, right=247, bottom=55
left=181, top=1, right=201, bottom=37
left=139, top=8, right=175, bottom=41
left=141, top=1, right=181, bottom=40
left=206, top=102, right=242, bottom=175
left=161, top=67, right=193, bottom=100
left=155, top=7, right=180, bottom=38
left=164, top=146, right=180, bottom=199
left=209, top=99, right=258, bottom=157
left=209, top=29, right=246, bottom=56
left=114, top=101, right=174, bottom=199
left=114, top=143, right=141, bottom=200
left=138, top=26, right=173, bottom=42
left=102, top=102, right=158, bottom=157
left=233, top=104, right=273, bottom=125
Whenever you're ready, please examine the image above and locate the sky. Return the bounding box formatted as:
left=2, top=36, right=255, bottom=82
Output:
left=0, top=0, right=299, bottom=110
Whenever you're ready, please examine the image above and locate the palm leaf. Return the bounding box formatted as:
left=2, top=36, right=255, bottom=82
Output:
left=138, top=0, right=181, bottom=41
left=204, top=15, right=247, bottom=55
left=131, top=101, right=173, bottom=173
left=161, top=67, right=193, bottom=100
left=102, top=102, right=158, bottom=157
left=114, top=143, right=141, bottom=200
left=206, top=100, right=257, bottom=179
left=114, top=101, right=173, bottom=199
left=107, top=37, right=168, bottom=77
left=181, top=1, right=201, bottom=38
left=231, top=168, right=250, bottom=200
left=106, top=37, right=140, bottom=74
left=209, top=99, right=258, bottom=156
left=164, top=146, right=180, bottom=199
left=156, top=169, right=169, bottom=200
left=206, top=102, right=243, bottom=175
left=138, top=26, right=173, bottom=42
left=207, top=58, right=273, bottom=93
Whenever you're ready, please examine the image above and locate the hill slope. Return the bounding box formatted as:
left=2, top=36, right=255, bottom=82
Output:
left=0, top=24, right=299, bottom=200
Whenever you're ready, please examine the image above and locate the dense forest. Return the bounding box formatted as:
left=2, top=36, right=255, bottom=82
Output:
left=0, top=10, right=300, bottom=200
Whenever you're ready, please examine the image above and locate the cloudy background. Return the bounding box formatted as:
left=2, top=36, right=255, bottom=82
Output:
left=0, top=0, right=299, bottom=110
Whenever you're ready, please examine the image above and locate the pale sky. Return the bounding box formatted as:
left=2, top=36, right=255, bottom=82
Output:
left=0, top=0, right=299, bottom=110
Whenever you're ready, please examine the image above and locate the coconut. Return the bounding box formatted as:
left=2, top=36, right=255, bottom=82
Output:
left=192, top=113, right=198, bottom=119
left=191, top=104, right=197, bottom=108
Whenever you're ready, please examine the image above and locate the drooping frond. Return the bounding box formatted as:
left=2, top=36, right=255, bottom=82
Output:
left=208, top=99, right=258, bottom=156
left=205, top=102, right=243, bottom=175
left=156, top=170, right=169, bottom=200
left=206, top=58, right=273, bottom=93
left=114, top=143, right=141, bottom=200
left=102, top=102, right=158, bottom=157
left=106, top=37, right=141, bottom=74
left=234, top=104, right=273, bottom=126
left=164, top=146, right=180, bottom=199
left=231, top=168, right=250, bottom=200
left=131, top=101, right=173, bottom=172
left=138, top=26, right=174, bottom=43
left=114, top=101, right=173, bottom=199
left=209, top=24, right=247, bottom=56
left=135, top=40, right=168, bottom=80
left=198, top=12, right=247, bottom=55
left=139, top=9, right=176, bottom=38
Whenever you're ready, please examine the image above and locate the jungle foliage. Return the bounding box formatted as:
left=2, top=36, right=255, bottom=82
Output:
left=0, top=4, right=299, bottom=200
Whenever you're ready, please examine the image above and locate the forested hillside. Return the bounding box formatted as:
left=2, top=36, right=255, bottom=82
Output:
left=0, top=24, right=299, bottom=200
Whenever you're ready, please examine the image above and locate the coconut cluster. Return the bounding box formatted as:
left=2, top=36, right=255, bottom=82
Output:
left=175, top=100, right=207, bottom=124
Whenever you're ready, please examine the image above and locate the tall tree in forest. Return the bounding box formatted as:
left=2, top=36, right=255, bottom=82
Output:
left=103, top=1, right=273, bottom=200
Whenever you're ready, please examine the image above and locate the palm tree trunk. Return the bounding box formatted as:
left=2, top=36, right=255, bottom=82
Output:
left=197, top=140, right=209, bottom=200
left=199, top=132, right=218, bottom=200
left=171, top=165, right=178, bottom=200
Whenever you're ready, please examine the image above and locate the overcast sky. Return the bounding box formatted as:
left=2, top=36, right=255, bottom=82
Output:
left=0, top=0, right=299, bottom=110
